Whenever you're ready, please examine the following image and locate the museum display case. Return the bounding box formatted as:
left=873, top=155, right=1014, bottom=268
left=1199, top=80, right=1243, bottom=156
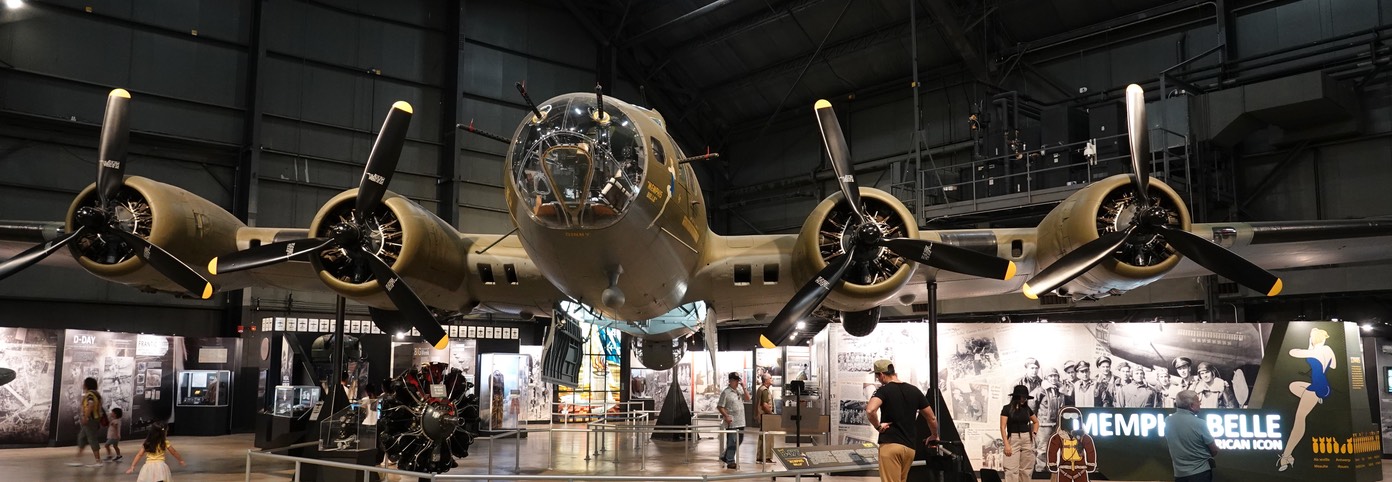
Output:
left=272, top=385, right=320, bottom=418
left=176, top=370, right=231, bottom=407
left=478, top=353, right=530, bottom=431
left=318, top=402, right=377, bottom=452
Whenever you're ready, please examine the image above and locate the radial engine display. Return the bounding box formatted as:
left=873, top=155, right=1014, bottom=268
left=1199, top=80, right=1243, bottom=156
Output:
left=379, top=362, right=480, bottom=473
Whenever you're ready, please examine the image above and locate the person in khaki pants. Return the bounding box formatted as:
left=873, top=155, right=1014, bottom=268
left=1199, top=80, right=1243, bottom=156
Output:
left=1000, top=384, right=1040, bottom=482
left=754, top=373, right=775, bottom=462
left=865, top=359, right=938, bottom=482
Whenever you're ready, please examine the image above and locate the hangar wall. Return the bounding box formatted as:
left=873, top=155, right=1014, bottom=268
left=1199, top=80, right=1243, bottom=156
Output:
left=717, top=0, right=1392, bottom=235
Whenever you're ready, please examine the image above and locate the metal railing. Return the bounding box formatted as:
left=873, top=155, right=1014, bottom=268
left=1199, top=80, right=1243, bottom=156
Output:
left=244, top=422, right=873, bottom=482
left=891, top=127, right=1191, bottom=223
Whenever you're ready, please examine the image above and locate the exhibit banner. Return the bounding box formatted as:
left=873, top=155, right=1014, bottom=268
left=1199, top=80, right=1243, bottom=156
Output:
left=519, top=345, right=552, bottom=422
left=827, top=323, right=932, bottom=446
left=0, top=327, right=61, bottom=445
left=56, top=330, right=138, bottom=446
left=934, top=322, right=1272, bottom=475
left=129, top=334, right=176, bottom=439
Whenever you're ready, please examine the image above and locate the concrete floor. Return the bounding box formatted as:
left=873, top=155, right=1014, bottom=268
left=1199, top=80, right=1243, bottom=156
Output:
left=1, top=426, right=1389, bottom=481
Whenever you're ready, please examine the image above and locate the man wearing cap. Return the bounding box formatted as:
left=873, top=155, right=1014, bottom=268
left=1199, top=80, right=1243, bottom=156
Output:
left=754, top=373, right=775, bottom=463
left=1116, top=362, right=1153, bottom=407
left=1060, top=361, right=1078, bottom=406
left=1093, top=356, right=1116, bottom=407
left=866, top=359, right=938, bottom=482
left=1018, top=358, right=1044, bottom=397
left=1172, top=357, right=1198, bottom=392
left=717, top=371, right=750, bottom=469
left=1034, top=368, right=1066, bottom=471
left=1073, top=361, right=1096, bottom=408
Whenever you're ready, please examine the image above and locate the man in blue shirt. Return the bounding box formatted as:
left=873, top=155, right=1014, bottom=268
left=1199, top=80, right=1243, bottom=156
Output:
left=1165, top=390, right=1219, bottom=482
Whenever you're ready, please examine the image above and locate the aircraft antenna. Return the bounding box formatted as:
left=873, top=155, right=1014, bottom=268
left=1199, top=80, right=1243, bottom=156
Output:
left=456, top=119, right=511, bottom=145
left=592, top=83, right=611, bottom=125
left=515, top=81, right=543, bottom=122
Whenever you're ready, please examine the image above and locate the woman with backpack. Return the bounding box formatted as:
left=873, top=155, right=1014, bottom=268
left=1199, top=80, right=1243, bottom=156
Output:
left=69, top=377, right=105, bottom=467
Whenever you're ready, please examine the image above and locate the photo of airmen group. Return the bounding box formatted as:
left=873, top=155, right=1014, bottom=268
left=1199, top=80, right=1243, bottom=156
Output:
left=936, top=322, right=1269, bottom=472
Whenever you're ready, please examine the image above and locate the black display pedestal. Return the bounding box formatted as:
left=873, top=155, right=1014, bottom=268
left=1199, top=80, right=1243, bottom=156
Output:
left=253, top=411, right=309, bottom=450
left=171, top=405, right=229, bottom=436
left=295, top=445, right=382, bottom=482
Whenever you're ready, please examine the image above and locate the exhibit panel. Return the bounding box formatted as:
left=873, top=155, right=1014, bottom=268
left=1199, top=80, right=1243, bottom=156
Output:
left=826, top=324, right=933, bottom=446
left=0, top=327, right=60, bottom=445
left=54, top=330, right=140, bottom=446
left=518, top=345, right=551, bottom=422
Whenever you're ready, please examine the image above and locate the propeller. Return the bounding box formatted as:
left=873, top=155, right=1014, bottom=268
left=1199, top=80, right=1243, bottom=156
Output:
left=1022, top=84, right=1282, bottom=299
left=0, top=89, right=213, bottom=299
left=208, top=101, right=450, bottom=349
left=759, top=100, right=1017, bottom=348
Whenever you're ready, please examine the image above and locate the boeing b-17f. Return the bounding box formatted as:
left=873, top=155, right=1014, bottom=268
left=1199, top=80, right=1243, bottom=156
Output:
left=3, top=85, right=1392, bottom=369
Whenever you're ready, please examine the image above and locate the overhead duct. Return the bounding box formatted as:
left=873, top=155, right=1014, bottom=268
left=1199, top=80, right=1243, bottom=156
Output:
left=1200, top=71, right=1361, bottom=148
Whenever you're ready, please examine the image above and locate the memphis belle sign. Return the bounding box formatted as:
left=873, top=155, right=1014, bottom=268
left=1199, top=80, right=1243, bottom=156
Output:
left=1076, top=408, right=1284, bottom=451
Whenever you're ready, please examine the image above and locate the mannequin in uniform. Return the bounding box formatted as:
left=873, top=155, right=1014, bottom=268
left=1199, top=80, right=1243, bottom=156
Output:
left=1046, top=406, right=1097, bottom=482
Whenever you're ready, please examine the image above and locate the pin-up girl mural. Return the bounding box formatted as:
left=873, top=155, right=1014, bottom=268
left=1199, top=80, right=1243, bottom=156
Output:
left=1277, top=327, right=1336, bottom=472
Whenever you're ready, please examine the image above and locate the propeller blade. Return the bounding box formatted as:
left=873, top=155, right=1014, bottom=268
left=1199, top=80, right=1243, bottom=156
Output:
left=876, top=237, right=1017, bottom=280
left=759, top=253, right=856, bottom=348
left=356, top=101, right=414, bottom=219
left=360, top=251, right=449, bottom=350
left=0, top=226, right=88, bottom=282
left=96, top=89, right=132, bottom=207
left=1155, top=225, right=1283, bottom=296
left=1023, top=227, right=1136, bottom=299
left=813, top=100, right=865, bottom=221
left=1125, top=84, right=1151, bottom=206
left=207, top=237, right=335, bottom=276
left=107, top=229, right=214, bottom=299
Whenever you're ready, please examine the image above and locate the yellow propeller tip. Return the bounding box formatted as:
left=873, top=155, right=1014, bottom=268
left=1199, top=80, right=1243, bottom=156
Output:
left=207, top=258, right=218, bottom=276
left=814, top=99, right=832, bottom=110
left=201, top=283, right=214, bottom=300
left=111, top=88, right=131, bottom=99
left=1022, top=283, right=1038, bottom=300
left=433, top=335, right=450, bottom=350
left=1267, top=279, right=1283, bottom=297
left=1003, top=261, right=1017, bottom=281
left=758, top=335, right=776, bottom=349
left=392, top=101, right=413, bottom=114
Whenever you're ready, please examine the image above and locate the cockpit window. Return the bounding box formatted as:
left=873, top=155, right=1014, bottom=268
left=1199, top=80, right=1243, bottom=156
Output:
left=509, top=94, right=645, bottom=229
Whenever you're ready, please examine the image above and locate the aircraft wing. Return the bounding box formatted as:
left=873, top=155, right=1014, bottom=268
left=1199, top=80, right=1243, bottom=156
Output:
left=1168, top=219, right=1392, bottom=278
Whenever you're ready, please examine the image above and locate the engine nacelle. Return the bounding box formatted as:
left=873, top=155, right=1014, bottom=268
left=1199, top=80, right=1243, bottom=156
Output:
left=308, top=189, right=471, bottom=311
left=841, top=307, right=881, bottom=337
left=1034, top=175, right=1192, bottom=298
left=66, top=176, right=246, bottom=294
left=792, top=188, right=917, bottom=312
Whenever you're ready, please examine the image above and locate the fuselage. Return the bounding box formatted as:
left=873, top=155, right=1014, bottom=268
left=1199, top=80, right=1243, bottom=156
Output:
left=503, top=93, right=708, bottom=320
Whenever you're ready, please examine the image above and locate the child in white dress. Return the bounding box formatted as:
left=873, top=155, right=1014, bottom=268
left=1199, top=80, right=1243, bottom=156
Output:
left=124, top=424, right=185, bottom=482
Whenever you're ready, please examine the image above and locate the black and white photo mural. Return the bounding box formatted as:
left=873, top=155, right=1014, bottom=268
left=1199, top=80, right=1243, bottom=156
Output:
left=935, top=322, right=1270, bottom=473
left=0, top=327, right=60, bottom=445
left=827, top=323, right=932, bottom=445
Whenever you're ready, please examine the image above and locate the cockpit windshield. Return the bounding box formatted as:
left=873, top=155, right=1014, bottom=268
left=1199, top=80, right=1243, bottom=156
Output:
left=508, top=94, right=645, bottom=229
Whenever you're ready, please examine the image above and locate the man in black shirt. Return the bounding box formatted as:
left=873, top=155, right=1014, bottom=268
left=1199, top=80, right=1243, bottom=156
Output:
left=865, top=359, right=939, bottom=482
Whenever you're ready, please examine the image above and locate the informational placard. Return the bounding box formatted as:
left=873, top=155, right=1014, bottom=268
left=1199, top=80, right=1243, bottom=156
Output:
left=467, top=326, right=477, bottom=338
left=274, top=318, right=286, bottom=331
left=773, top=443, right=878, bottom=469
left=198, top=347, right=228, bottom=364
left=509, top=328, right=518, bottom=339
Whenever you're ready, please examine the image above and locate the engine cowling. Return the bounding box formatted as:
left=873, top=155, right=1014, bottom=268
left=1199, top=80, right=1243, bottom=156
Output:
left=1034, top=175, right=1192, bottom=298
left=308, top=189, right=471, bottom=310
left=66, top=176, right=245, bottom=294
left=792, top=187, right=917, bottom=312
